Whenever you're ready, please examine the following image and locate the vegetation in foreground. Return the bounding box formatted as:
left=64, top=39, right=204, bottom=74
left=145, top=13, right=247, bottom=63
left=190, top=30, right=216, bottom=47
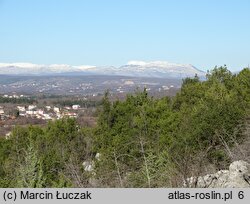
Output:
left=0, top=66, right=250, bottom=187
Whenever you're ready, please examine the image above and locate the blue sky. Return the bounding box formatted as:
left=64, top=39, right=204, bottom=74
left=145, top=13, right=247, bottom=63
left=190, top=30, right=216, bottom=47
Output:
left=0, top=0, right=249, bottom=71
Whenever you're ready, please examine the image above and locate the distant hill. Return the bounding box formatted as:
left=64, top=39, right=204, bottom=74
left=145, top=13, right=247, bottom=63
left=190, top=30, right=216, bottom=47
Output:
left=0, top=61, right=205, bottom=79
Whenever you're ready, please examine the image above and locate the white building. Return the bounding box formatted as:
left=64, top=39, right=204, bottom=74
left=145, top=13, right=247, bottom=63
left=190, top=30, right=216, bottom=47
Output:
left=0, top=109, right=4, bottom=115
left=19, top=112, right=26, bottom=116
left=28, top=105, right=37, bottom=110
left=37, top=109, right=44, bottom=115
left=43, top=114, right=52, bottom=120
left=26, top=110, right=34, bottom=115
left=72, top=105, right=80, bottom=110
left=17, top=106, right=26, bottom=112
left=54, top=107, right=60, bottom=113
left=45, top=106, right=51, bottom=111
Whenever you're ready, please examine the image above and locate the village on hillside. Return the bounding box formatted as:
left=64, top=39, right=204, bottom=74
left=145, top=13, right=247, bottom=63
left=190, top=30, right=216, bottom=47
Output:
left=0, top=94, right=91, bottom=138
left=0, top=102, right=83, bottom=121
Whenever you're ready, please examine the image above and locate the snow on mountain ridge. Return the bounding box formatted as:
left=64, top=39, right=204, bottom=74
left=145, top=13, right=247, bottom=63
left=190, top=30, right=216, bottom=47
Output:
left=0, top=63, right=41, bottom=69
left=0, top=61, right=205, bottom=78
left=122, top=60, right=202, bottom=74
left=74, top=65, right=96, bottom=70
left=0, top=63, right=96, bottom=73
left=127, top=60, right=193, bottom=68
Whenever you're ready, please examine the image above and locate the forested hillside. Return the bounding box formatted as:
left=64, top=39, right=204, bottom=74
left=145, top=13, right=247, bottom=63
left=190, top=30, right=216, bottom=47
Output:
left=0, top=66, right=249, bottom=187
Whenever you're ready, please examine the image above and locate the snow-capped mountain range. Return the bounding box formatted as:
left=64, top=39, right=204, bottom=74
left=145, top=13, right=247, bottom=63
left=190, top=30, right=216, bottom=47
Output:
left=0, top=61, right=205, bottom=78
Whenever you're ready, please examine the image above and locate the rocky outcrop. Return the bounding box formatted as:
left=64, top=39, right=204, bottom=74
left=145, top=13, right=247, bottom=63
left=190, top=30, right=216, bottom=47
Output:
left=185, top=160, right=250, bottom=188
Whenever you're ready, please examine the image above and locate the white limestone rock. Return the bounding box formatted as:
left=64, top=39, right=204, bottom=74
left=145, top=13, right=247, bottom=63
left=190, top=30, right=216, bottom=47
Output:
left=186, top=160, right=250, bottom=188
